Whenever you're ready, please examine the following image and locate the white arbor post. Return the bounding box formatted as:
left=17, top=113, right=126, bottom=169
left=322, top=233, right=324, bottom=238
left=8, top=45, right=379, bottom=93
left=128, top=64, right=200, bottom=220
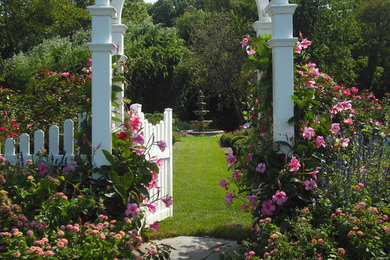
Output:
left=254, top=0, right=272, bottom=36
left=87, top=0, right=116, bottom=167
left=111, top=0, right=127, bottom=127
left=256, top=0, right=297, bottom=148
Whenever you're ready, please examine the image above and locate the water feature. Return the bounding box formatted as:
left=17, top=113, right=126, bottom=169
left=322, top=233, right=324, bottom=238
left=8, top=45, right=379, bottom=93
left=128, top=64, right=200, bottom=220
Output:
left=190, top=90, right=223, bottom=136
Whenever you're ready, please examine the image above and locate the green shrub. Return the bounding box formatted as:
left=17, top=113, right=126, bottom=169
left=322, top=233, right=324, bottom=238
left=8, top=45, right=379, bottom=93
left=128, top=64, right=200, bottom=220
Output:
left=144, top=112, right=191, bottom=133
left=1, top=30, right=91, bottom=91
left=0, top=67, right=90, bottom=145
left=172, top=131, right=181, bottom=144
left=220, top=133, right=245, bottom=148
left=144, top=112, right=164, bottom=125
left=220, top=133, right=234, bottom=147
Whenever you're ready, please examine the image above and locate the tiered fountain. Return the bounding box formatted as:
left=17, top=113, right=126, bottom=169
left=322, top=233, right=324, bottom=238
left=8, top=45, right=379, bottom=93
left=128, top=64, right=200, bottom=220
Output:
left=190, top=90, right=223, bottom=136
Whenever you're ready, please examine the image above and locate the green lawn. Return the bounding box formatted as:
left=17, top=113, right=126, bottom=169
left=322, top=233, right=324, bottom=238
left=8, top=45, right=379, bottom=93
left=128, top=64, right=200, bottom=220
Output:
left=147, top=136, right=253, bottom=240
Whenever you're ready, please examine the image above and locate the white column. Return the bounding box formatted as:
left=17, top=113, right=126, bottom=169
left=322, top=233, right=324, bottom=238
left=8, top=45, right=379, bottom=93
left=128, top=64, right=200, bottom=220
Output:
left=112, top=24, right=128, bottom=126
left=266, top=0, right=297, bottom=147
left=87, top=0, right=116, bottom=167
left=111, top=0, right=127, bottom=126
left=254, top=0, right=272, bottom=36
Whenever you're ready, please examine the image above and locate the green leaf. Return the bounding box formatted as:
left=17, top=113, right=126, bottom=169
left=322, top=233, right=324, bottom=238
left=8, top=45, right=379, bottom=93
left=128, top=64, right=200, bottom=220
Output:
left=291, top=95, right=303, bottom=106
left=113, top=184, right=127, bottom=202
left=287, top=116, right=296, bottom=126
left=297, top=193, right=311, bottom=203
left=146, top=162, right=159, bottom=173
left=109, top=171, right=121, bottom=185
left=104, top=192, right=117, bottom=198
left=102, top=150, right=116, bottom=165
left=112, top=79, right=125, bottom=87
left=112, top=116, right=122, bottom=123
left=290, top=178, right=301, bottom=183
left=139, top=185, right=149, bottom=196
left=112, top=55, right=121, bottom=63
left=122, top=171, right=134, bottom=190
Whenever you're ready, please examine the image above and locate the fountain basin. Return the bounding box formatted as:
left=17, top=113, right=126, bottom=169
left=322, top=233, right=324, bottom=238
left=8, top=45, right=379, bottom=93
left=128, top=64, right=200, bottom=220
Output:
left=186, top=129, right=225, bottom=137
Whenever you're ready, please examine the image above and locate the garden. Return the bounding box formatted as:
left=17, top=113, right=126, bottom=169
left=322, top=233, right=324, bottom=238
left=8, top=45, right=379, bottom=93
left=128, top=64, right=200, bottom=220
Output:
left=0, top=0, right=390, bottom=259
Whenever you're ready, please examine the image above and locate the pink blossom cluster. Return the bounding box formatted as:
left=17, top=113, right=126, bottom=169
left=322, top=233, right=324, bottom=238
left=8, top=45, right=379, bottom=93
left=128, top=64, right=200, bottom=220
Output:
left=295, top=32, right=312, bottom=54
left=241, top=36, right=256, bottom=56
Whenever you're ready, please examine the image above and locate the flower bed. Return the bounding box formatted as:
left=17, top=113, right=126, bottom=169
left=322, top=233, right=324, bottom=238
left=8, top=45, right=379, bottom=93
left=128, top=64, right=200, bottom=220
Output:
left=218, top=34, right=389, bottom=259
left=0, top=106, right=172, bottom=259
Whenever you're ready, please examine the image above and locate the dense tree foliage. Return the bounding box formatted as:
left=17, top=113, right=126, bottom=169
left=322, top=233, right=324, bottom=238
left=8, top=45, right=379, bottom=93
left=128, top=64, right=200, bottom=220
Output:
left=123, top=18, right=191, bottom=114
left=355, top=0, right=390, bottom=96
left=292, top=0, right=390, bottom=97
left=183, top=11, right=249, bottom=129
left=122, top=0, right=151, bottom=25
left=0, top=0, right=90, bottom=60
left=291, top=0, right=362, bottom=86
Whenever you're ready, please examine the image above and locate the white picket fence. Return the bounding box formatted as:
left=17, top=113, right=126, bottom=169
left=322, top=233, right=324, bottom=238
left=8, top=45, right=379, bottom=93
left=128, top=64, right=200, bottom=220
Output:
left=0, top=105, right=173, bottom=223
left=132, top=104, right=173, bottom=224
left=0, top=119, right=75, bottom=164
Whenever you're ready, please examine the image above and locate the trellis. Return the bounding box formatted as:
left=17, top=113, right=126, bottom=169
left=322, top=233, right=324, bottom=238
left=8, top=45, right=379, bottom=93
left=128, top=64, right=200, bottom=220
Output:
left=87, top=0, right=297, bottom=164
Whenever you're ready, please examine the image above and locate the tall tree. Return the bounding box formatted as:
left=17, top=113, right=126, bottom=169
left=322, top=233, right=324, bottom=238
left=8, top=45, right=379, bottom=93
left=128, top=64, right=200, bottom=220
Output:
left=291, top=0, right=362, bottom=87
left=355, top=0, right=390, bottom=96
left=124, top=18, right=191, bottom=113
left=0, top=0, right=90, bottom=60
left=122, top=0, right=152, bottom=25
left=185, top=11, right=249, bottom=129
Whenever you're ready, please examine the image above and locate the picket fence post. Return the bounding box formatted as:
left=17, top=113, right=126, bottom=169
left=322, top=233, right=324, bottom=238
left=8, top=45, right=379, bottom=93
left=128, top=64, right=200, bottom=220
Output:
left=1, top=120, right=75, bottom=164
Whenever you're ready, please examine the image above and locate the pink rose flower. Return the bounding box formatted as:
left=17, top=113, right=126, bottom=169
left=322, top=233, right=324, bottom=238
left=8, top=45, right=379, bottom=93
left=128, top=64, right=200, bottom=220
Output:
left=131, top=132, right=145, bottom=146
left=272, top=190, right=288, bottom=205
left=288, top=157, right=301, bottom=172
left=224, top=192, right=235, bottom=206
left=246, top=195, right=258, bottom=206
left=232, top=171, right=241, bottom=181
left=37, top=164, right=48, bottom=177
left=162, top=196, right=173, bottom=207
left=226, top=154, right=236, bottom=165
left=150, top=221, right=159, bottom=232
left=261, top=200, right=275, bottom=216
left=302, top=127, right=315, bottom=141
left=246, top=45, right=256, bottom=55
left=304, top=179, right=317, bottom=191
left=256, top=162, right=266, bottom=173
left=350, top=87, right=359, bottom=94
left=330, top=123, right=340, bottom=134
left=219, top=179, right=230, bottom=190
left=241, top=37, right=250, bottom=47
left=125, top=203, right=140, bottom=218
left=156, top=140, right=167, bottom=152
left=145, top=202, right=157, bottom=214
left=315, top=136, right=326, bottom=148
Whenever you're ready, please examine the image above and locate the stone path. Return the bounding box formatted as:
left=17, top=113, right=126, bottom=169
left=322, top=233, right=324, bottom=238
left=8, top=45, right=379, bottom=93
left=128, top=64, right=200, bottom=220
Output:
left=153, top=236, right=240, bottom=260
